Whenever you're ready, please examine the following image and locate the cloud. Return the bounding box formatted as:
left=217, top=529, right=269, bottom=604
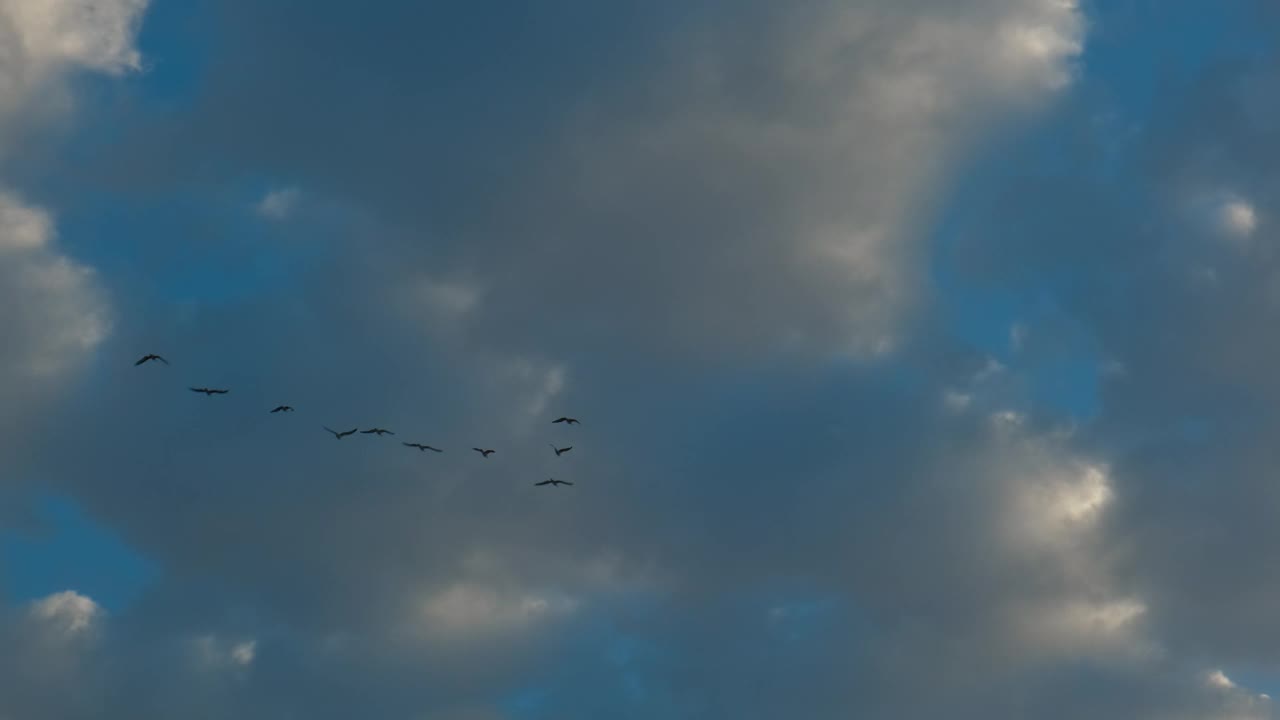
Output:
left=0, top=0, right=147, bottom=142
left=0, top=0, right=144, bottom=530
left=191, top=635, right=256, bottom=669
left=96, top=0, right=1084, bottom=362
left=255, top=187, right=300, bottom=220
left=7, top=1, right=1280, bottom=719
left=0, top=0, right=145, bottom=73
left=29, top=590, right=101, bottom=636
left=1221, top=197, right=1259, bottom=238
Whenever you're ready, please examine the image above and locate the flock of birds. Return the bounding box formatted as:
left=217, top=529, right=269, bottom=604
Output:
left=135, top=353, right=580, bottom=487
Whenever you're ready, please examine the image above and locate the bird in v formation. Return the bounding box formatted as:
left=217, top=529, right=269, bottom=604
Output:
left=141, top=351, right=579, bottom=485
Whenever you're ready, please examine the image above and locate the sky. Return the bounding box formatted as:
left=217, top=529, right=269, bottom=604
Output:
left=2, top=0, right=1280, bottom=717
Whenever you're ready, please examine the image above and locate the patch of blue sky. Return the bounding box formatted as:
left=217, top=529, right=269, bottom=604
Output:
left=0, top=494, right=157, bottom=611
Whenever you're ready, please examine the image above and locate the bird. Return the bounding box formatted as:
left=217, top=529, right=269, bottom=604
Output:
left=324, top=426, right=358, bottom=439
left=361, top=428, right=394, bottom=436
left=551, top=417, right=580, bottom=425
left=134, top=353, right=168, bottom=366
left=550, top=444, right=573, bottom=456
left=189, top=387, right=229, bottom=396
left=270, top=405, right=294, bottom=413
left=404, top=442, right=443, bottom=452
left=473, top=448, right=496, bottom=458
left=535, top=478, right=573, bottom=487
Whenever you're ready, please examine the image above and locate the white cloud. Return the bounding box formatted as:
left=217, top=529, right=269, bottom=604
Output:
left=0, top=0, right=142, bottom=449
left=447, top=0, right=1085, bottom=359
left=0, top=0, right=146, bottom=73
left=943, top=389, right=973, bottom=411
left=1221, top=198, right=1258, bottom=238
left=0, top=0, right=149, bottom=133
left=230, top=640, right=256, bottom=666
left=191, top=635, right=258, bottom=669
left=0, top=192, right=109, bottom=381
left=0, top=194, right=51, bottom=250
left=29, top=590, right=100, bottom=636
left=419, top=582, right=578, bottom=637
left=412, top=274, right=485, bottom=324
left=256, top=186, right=301, bottom=220
left=1207, top=669, right=1237, bottom=689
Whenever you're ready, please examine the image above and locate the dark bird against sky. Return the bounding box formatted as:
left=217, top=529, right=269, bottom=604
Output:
left=404, top=442, right=443, bottom=452
left=361, top=428, right=394, bottom=436
left=270, top=405, right=294, bottom=413
left=551, top=417, right=580, bottom=425
left=134, top=353, right=168, bottom=366
left=473, top=448, right=496, bottom=457
left=550, top=444, right=573, bottom=456
left=535, top=478, right=573, bottom=487
left=189, top=387, right=228, bottom=395
left=324, top=426, right=358, bottom=439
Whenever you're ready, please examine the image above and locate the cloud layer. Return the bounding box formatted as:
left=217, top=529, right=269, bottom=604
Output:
left=4, top=1, right=1280, bottom=719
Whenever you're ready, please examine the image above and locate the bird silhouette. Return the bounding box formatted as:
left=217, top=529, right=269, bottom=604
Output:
left=550, top=444, right=573, bottom=456
left=551, top=417, right=580, bottom=425
left=134, top=354, right=168, bottom=366
left=324, top=426, right=358, bottom=439
left=189, top=387, right=229, bottom=396
left=270, top=405, right=294, bottom=413
left=361, top=428, right=394, bottom=436
left=473, top=448, right=496, bottom=457
left=535, top=478, right=573, bottom=487
left=404, top=442, right=443, bottom=452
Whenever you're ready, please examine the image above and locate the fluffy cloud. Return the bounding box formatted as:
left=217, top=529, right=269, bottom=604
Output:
left=0, top=0, right=140, bottom=512
left=99, top=0, right=1084, bottom=362
left=0, top=192, right=108, bottom=385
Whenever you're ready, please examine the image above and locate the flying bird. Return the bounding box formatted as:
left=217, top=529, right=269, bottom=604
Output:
left=551, top=417, right=580, bottom=425
left=550, top=444, right=573, bottom=456
left=270, top=405, right=294, bottom=413
left=404, top=442, right=443, bottom=452
left=535, top=478, right=573, bottom=487
left=189, top=387, right=229, bottom=396
left=473, top=448, right=496, bottom=458
left=134, top=354, right=168, bottom=366
left=324, top=426, right=358, bottom=439
left=361, top=428, right=395, bottom=436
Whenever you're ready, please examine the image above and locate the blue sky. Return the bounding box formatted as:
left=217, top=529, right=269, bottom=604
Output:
left=3, top=0, right=1280, bottom=718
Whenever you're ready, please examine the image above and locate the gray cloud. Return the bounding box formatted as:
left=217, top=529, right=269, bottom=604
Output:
left=4, top=1, right=1280, bottom=719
